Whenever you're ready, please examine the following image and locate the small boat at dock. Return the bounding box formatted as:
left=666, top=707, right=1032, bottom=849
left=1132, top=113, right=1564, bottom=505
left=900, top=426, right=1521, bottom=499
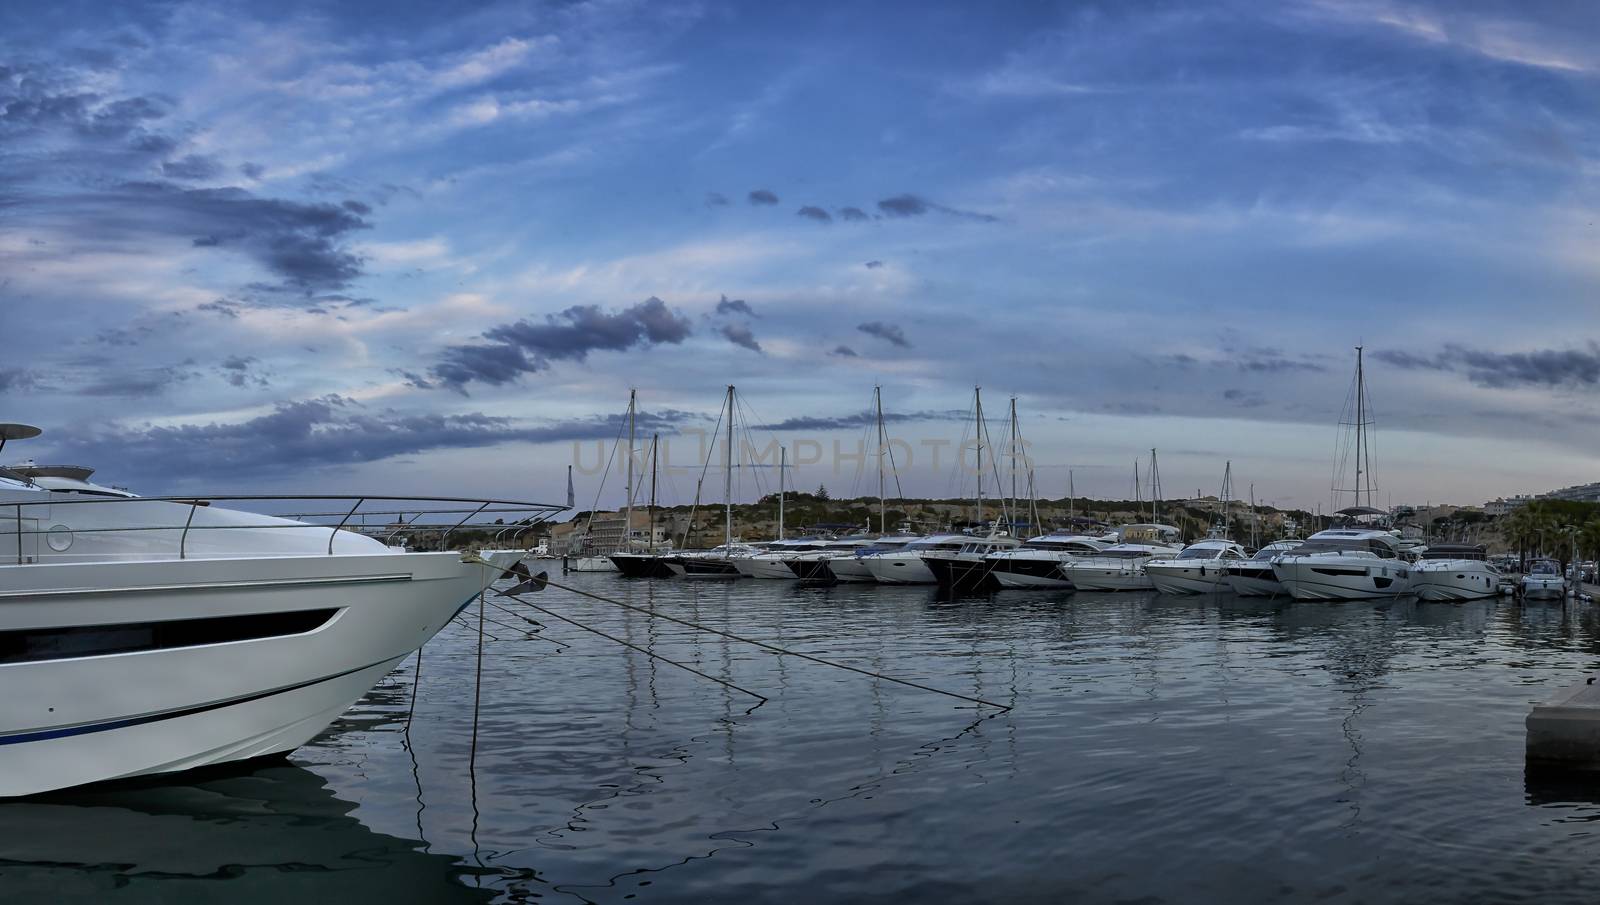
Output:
left=1519, top=558, right=1568, bottom=600
left=1410, top=544, right=1500, bottom=601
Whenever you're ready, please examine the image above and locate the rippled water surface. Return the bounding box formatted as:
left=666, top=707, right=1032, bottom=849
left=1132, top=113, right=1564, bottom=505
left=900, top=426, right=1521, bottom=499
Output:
left=9, top=575, right=1600, bottom=903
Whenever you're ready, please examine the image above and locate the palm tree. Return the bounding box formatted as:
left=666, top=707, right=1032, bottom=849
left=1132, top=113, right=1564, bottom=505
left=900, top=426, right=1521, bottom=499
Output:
left=1504, top=507, right=1539, bottom=568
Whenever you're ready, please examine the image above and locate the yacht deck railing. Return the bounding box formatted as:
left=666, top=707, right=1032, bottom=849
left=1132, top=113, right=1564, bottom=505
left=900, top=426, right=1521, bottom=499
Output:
left=0, top=493, right=568, bottom=564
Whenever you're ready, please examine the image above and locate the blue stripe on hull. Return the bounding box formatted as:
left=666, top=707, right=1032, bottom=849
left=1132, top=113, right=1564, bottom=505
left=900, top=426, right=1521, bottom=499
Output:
left=0, top=655, right=396, bottom=747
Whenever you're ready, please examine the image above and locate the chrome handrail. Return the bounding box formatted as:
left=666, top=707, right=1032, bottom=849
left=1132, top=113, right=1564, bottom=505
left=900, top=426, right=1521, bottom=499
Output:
left=0, top=492, right=567, bottom=562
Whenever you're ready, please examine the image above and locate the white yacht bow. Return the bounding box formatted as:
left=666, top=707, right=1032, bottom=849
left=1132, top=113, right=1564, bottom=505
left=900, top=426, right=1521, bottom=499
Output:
left=0, top=427, right=563, bottom=797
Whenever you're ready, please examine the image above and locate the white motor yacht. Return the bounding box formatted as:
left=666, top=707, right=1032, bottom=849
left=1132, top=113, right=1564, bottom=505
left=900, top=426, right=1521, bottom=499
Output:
left=786, top=536, right=882, bottom=582
left=921, top=534, right=1024, bottom=592
left=1519, top=558, right=1567, bottom=600
left=1409, top=544, right=1501, bottom=601
left=1223, top=540, right=1302, bottom=597
left=664, top=543, right=758, bottom=578
left=1059, top=524, right=1182, bottom=591
left=567, top=554, right=619, bottom=572
left=982, top=533, right=1109, bottom=589
left=825, top=535, right=919, bottom=583
left=734, top=538, right=830, bottom=579
left=864, top=534, right=972, bottom=584
left=1271, top=528, right=1412, bottom=600
left=0, top=427, right=558, bottom=798
left=1144, top=538, right=1249, bottom=595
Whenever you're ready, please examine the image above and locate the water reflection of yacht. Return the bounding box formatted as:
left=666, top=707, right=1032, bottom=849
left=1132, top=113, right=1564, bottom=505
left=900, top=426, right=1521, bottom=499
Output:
left=0, top=761, right=491, bottom=902
left=1409, top=544, right=1501, bottom=601
left=0, top=424, right=555, bottom=797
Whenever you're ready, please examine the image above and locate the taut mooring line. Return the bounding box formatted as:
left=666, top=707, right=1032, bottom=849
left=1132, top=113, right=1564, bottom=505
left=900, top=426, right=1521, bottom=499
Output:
left=483, top=597, right=571, bottom=648
left=510, top=596, right=768, bottom=710
left=507, top=575, right=1013, bottom=713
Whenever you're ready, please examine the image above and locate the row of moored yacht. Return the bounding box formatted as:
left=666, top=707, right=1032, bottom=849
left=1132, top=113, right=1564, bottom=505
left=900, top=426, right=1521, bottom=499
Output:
left=598, top=523, right=1510, bottom=601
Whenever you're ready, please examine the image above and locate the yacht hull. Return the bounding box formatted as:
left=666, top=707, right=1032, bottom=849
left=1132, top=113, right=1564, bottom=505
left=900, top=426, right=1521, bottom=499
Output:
left=0, top=550, right=516, bottom=798
left=865, top=554, right=937, bottom=585
left=824, top=557, right=877, bottom=583
left=1272, top=558, right=1411, bottom=601
left=987, top=558, right=1075, bottom=590
left=1520, top=578, right=1567, bottom=600
left=922, top=556, right=1000, bottom=593
left=736, top=557, right=800, bottom=580
left=1410, top=562, right=1500, bottom=601
left=1146, top=563, right=1231, bottom=596
left=667, top=557, right=742, bottom=579
left=1062, top=563, right=1153, bottom=592
left=609, top=553, right=677, bottom=578
left=786, top=558, right=837, bottom=583
left=1224, top=566, right=1285, bottom=598
left=566, top=556, right=617, bottom=572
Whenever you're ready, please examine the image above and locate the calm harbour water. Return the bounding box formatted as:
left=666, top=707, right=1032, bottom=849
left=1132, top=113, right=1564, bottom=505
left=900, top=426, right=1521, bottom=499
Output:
left=7, top=574, right=1600, bottom=903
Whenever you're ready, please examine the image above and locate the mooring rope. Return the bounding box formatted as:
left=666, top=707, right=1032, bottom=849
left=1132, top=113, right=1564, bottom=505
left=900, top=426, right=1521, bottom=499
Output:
left=503, top=574, right=1012, bottom=712
left=508, top=595, right=768, bottom=710
left=483, top=597, right=571, bottom=648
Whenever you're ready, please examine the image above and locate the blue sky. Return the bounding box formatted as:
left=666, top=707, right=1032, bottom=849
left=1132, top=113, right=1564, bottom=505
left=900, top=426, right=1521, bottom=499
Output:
left=4, top=0, right=1600, bottom=512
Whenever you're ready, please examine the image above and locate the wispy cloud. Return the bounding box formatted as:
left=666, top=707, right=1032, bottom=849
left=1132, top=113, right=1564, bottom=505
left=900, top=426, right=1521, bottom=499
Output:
left=876, top=193, right=998, bottom=223
left=715, top=295, right=755, bottom=317
left=1302, top=1, right=1596, bottom=73
left=857, top=321, right=911, bottom=348
left=719, top=322, right=762, bottom=352
left=1375, top=343, right=1600, bottom=388
left=48, top=395, right=708, bottom=485
left=432, top=297, right=694, bottom=391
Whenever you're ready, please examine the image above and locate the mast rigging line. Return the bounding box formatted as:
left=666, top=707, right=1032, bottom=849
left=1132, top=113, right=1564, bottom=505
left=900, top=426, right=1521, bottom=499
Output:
left=581, top=404, right=631, bottom=542
left=503, top=575, right=1013, bottom=713
left=678, top=399, right=726, bottom=549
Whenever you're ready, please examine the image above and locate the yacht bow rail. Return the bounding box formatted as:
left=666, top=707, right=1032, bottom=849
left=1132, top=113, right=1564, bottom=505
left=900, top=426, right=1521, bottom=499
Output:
left=0, top=493, right=568, bottom=563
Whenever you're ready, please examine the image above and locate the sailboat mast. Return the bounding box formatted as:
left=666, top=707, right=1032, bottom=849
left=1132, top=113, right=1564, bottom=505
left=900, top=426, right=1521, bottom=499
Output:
left=778, top=445, right=786, bottom=540
left=649, top=434, right=659, bottom=553
left=1068, top=469, right=1076, bottom=521
left=624, top=388, right=636, bottom=551
left=1220, top=460, right=1231, bottom=536
left=1009, top=397, right=1019, bottom=535
left=1249, top=482, right=1258, bottom=549
left=1150, top=448, right=1162, bottom=523
left=1134, top=460, right=1143, bottom=520
left=724, top=385, right=734, bottom=545
left=974, top=386, right=984, bottom=530
left=1355, top=345, right=1370, bottom=509
left=876, top=386, right=887, bottom=533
